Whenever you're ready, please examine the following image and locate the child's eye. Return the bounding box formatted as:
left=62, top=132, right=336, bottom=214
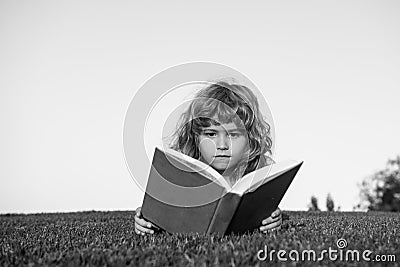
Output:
left=228, top=132, right=242, bottom=138
left=203, top=132, right=217, bottom=137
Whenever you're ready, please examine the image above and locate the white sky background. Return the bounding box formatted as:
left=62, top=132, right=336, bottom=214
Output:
left=1, top=1, right=400, bottom=213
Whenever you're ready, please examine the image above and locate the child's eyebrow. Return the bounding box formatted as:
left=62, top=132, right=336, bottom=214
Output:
left=227, top=129, right=246, bottom=134
left=201, top=128, right=245, bottom=133
left=228, top=129, right=244, bottom=132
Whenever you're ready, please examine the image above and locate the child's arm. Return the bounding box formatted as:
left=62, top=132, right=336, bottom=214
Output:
left=134, top=207, right=158, bottom=235
left=259, top=207, right=282, bottom=232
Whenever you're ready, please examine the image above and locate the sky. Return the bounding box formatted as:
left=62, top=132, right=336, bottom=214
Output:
left=1, top=0, right=400, bottom=213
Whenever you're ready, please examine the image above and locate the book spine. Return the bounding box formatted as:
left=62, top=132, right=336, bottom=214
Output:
left=206, top=193, right=242, bottom=235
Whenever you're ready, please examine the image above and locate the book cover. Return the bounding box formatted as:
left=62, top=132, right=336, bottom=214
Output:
left=141, top=147, right=303, bottom=234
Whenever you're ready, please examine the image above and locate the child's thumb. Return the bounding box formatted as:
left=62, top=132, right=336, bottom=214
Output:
left=135, top=207, right=142, bottom=217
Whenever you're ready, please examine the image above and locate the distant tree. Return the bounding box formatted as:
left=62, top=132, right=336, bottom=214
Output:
left=326, top=193, right=335, bottom=212
left=308, top=195, right=320, bottom=211
left=357, top=156, right=400, bottom=212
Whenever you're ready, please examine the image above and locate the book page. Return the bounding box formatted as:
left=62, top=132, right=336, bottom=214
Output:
left=161, top=147, right=231, bottom=190
left=230, top=160, right=302, bottom=195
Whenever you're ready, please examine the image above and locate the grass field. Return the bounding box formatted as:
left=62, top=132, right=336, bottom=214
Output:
left=1, top=211, right=399, bottom=266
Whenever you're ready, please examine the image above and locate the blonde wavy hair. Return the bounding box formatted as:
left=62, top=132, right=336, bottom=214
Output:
left=169, top=81, right=273, bottom=181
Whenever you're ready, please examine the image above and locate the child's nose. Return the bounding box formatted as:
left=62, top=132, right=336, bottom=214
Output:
left=216, top=135, right=229, bottom=150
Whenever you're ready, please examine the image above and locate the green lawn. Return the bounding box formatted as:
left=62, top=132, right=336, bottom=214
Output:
left=1, top=211, right=399, bottom=266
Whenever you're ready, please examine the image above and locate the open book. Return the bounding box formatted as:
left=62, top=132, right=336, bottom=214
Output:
left=141, top=147, right=303, bottom=235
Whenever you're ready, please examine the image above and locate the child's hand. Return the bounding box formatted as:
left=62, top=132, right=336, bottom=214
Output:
left=259, top=208, right=282, bottom=233
left=134, top=207, right=157, bottom=235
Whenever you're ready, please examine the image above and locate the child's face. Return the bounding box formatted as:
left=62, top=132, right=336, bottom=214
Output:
left=198, top=122, right=249, bottom=173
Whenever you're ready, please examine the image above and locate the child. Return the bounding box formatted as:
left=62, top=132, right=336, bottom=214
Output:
left=135, top=81, right=282, bottom=235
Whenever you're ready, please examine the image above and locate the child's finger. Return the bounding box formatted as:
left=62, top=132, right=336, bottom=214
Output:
left=135, top=227, right=145, bottom=236
left=134, top=212, right=160, bottom=231
left=135, top=207, right=142, bottom=217
left=264, top=225, right=282, bottom=232
left=271, top=208, right=281, bottom=218
left=135, top=222, right=154, bottom=234
left=262, top=215, right=280, bottom=225
left=135, top=215, right=152, bottom=228
left=260, top=221, right=281, bottom=232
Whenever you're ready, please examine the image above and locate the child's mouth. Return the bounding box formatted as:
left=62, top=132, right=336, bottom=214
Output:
left=214, top=155, right=231, bottom=158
